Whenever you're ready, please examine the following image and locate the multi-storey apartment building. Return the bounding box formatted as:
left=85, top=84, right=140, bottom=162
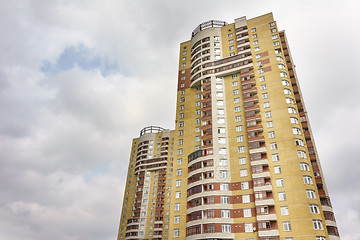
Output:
left=117, top=13, right=340, bottom=240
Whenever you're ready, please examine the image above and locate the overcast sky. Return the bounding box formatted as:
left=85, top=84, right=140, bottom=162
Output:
left=0, top=0, right=359, bottom=240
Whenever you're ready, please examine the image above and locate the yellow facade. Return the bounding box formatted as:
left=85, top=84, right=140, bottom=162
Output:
left=118, top=13, right=339, bottom=240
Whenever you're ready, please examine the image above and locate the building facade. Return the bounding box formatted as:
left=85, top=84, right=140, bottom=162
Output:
left=117, top=13, right=340, bottom=240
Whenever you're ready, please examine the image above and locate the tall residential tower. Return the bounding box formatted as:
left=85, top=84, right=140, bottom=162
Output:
left=117, top=13, right=340, bottom=240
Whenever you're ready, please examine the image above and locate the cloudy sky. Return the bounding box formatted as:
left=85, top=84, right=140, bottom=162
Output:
left=0, top=0, right=359, bottom=240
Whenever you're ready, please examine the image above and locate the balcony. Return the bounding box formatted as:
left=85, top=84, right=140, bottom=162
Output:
left=257, top=213, right=277, bottom=221
left=249, top=146, right=267, bottom=154
left=254, top=184, right=272, bottom=192
left=255, top=198, right=275, bottom=206
left=253, top=171, right=271, bottom=179
left=258, top=229, right=279, bottom=237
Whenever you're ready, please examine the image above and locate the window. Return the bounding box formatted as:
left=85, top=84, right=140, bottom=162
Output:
left=214, top=42, right=220, bottom=47
left=178, top=148, right=183, bottom=155
left=182, top=63, right=186, bottom=67
left=236, top=125, right=243, bottom=132
left=254, top=40, right=259, bottom=45
left=259, top=76, right=265, bottom=82
left=286, top=98, right=294, bottom=104
left=283, top=221, right=292, bottom=231
left=175, top=191, right=181, bottom=198
left=234, top=98, right=240, bottom=104
left=232, top=81, right=238, bottom=86
left=216, top=83, right=223, bottom=89
left=293, top=127, right=301, bottom=135
left=278, top=192, right=286, bottom=201
left=220, top=183, right=229, bottom=191
left=258, top=68, right=264, bottom=74
left=221, top=196, right=230, bottom=204
left=313, top=220, right=323, bottom=230
left=178, top=139, right=183, bottom=145
left=269, top=131, right=275, bottom=138
left=196, top=118, right=200, bottom=124
left=243, top=194, right=250, bottom=203
left=281, top=206, right=289, bottom=215
left=218, top=127, right=226, bottom=134
left=252, top=34, right=258, bottom=38
left=214, top=36, right=220, bottom=41
left=256, top=53, right=261, bottom=59
left=306, top=189, right=316, bottom=199
left=269, top=22, right=275, bottom=27
left=218, top=137, right=226, bottom=144
left=265, top=111, right=272, bottom=118
left=180, top=83, right=185, bottom=88
left=267, top=121, right=273, bottom=128
left=262, top=93, right=268, bottom=99
left=257, top=60, right=262, bottom=66
left=284, top=88, right=292, bottom=95
left=295, top=138, right=304, bottom=146
left=273, top=41, right=280, bottom=46
left=174, top=215, right=180, bottom=224
left=277, top=56, right=284, bottom=61
left=270, top=28, right=277, bottom=33
left=310, top=204, right=320, bottom=214
left=219, top=148, right=226, bottom=154
left=179, top=113, right=184, bottom=118
left=238, top=146, right=245, bottom=153
left=264, top=102, right=270, bottom=108
left=228, top=39, right=234, bottom=44
left=220, top=170, right=228, bottom=178
left=275, top=49, right=282, bottom=54
left=239, top=157, right=246, bottom=165
left=298, top=150, right=307, bottom=158
left=270, top=142, right=278, bottom=149
left=218, top=117, right=225, bottom=124
left=276, top=178, right=284, bottom=187
left=240, top=223, right=252, bottom=233
left=177, top=169, right=182, bottom=176
left=303, top=175, right=313, bottom=185
left=179, top=130, right=183, bottom=136
left=240, top=169, right=248, bottom=177
left=241, top=181, right=249, bottom=190
left=219, top=159, right=228, bottom=166
left=195, top=126, right=200, bottom=132
left=237, top=135, right=244, bottom=143
left=280, top=72, right=288, bottom=77
left=196, top=93, right=200, bottom=99
left=180, top=97, right=185, bottom=102
left=175, top=203, right=180, bottom=211
left=272, top=154, right=279, bottom=162
left=261, top=84, right=267, bottom=90
left=290, top=117, right=299, bottom=124
left=251, top=27, right=256, bottom=32
left=221, top=210, right=230, bottom=218
left=229, top=46, right=234, bottom=51
left=243, top=208, right=252, bottom=217
left=282, top=79, right=289, bottom=85
left=272, top=34, right=278, bottom=40
left=235, top=106, right=241, bottom=112
left=300, top=162, right=310, bottom=171
left=274, top=165, right=281, bottom=174
left=288, top=107, right=297, bottom=114
left=316, top=237, right=326, bottom=240
left=235, top=116, right=242, bottom=122
left=228, top=33, right=233, bottom=38
left=222, top=224, right=231, bottom=233
left=233, top=89, right=239, bottom=95
left=174, top=228, right=179, bottom=237
left=255, top=47, right=260, bottom=52
left=176, top=180, right=181, bottom=187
